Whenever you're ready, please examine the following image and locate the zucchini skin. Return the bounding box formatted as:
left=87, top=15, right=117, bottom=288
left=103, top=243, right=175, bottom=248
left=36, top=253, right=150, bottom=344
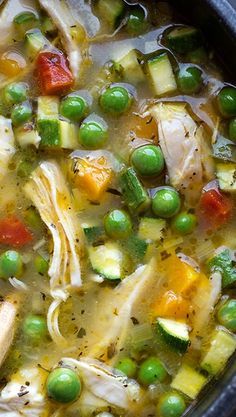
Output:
left=156, top=320, right=190, bottom=353
left=119, top=167, right=150, bottom=213
left=167, top=27, right=202, bottom=54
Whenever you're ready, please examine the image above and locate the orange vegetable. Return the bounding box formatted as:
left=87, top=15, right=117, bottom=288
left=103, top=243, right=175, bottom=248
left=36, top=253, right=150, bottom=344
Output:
left=129, top=113, right=158, bottom=142
left=71, top=156, right=112, bottom=201
left=152, top=290, right=190, bottom=319
left=0, top=51, right=26, bottom=77
left=164, top=255, right=201, bottom=296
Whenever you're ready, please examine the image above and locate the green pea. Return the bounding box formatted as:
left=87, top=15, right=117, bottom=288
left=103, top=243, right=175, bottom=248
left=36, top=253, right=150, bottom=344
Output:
left=138, top=356, right=167, bottom=386
left=127, top=7, right=146, bottom=35
left=34, top=255, right=49, bottom=275
left=152, top=188, right=181, bottom=218
left=47, top=367, right=81, bottom=403
left=157, top=392, right=186, bottom=417
left=131, top=145, right=164, bottom=177
left=4, top=83, right=28, bottom=105
left=115, top=357, right=137, bottom=378
left=177, top=66, right=202, bottom=94
left=23, top=314, right=47, bottom=342
left=11, top=102, right=32, bottom=126
left=171, top=212, right=197, bottom=235
left=60, top=96, right=88, bottom=122
left=217, top=87, right=236, bottom=117
left=79, top=121, right=108, bottom=149
left=104, top=209, right=132, bottom=239
left=100, top=85, right=132, bottom=114
left=0, top=250, right=23, bottom=279
left=229, top=118, right=236, bottom=142
left=217, top=299, right=236, bottom=332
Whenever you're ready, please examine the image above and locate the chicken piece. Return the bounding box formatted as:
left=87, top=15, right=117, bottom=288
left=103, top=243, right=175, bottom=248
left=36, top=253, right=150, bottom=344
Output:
left=60, top=357, right=141, bottom=411
left=151, top=103, right=214, bottom=204
left=0, top=293, right=21, bottom=367
left=0, top=116, right=16, bottom=183
left=24, top=161, right=84, bottom=344
left=0, top=365, right=50, bottom=417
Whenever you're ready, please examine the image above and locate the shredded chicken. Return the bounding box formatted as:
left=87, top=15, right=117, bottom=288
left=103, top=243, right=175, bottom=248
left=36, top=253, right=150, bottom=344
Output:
left=24, top=161, right=84, bottom=344
left=151, top=103, right=214, bottom=204
left=0, top=293, right=21, bottom=367
left=0, top=116, right=16, bottom=182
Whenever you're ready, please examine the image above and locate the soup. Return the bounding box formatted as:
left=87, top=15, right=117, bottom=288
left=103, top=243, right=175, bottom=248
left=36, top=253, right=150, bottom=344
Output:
left=0, top=1, right=235, bottom=416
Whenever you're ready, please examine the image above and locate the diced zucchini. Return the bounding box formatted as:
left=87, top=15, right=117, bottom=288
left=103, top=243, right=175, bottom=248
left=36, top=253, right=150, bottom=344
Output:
left=125, top=234, right=148, bottom=263
left=41, top=16, right=57, bottom=36
left=216, top=163, right=236, bottom=192
left=88, top=242, right=125, bottom=280
left=208, top=249, right=236, bottom=288
left=14, top=124, right=41, bottom=148
left=201, top=329, right=236, bottom=375
left=171, top=364, right=207, bottom=399
left=119, top=167, right=150, bottom=213
left=25, top=29, right=48, bottom=60
left=147, top=53, right=177, bottom=96
left=118, top=49, right=145, bottom=84
left=14, top=11, right=39, bottom=35
left=59, top=120, right=78, bottom=150
left=138, top=217, right=166, bottom=241
left=97, top=0, right=125, bottom=28
left=83, top=225, right=105, bottom=245
left=37, top=96, right=60, bottom=147
left=157, top=318, right=190, bottom=353
left=167, top=26, right=202, bottom=54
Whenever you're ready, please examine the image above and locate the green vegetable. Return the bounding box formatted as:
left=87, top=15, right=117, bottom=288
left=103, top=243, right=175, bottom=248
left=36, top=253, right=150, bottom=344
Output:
left=24, top=206, right=42, bottom=230
left=14, top=11, right=39, bottom=34
left=186, top=47, right=207, bottom=64
left=88, top=242, right=125, bottom=280
left=212, top=134, right=236, bottom=163
left=126, top=7, right=146, bottom=35
left=147, top=53, right=177, bottom=96
left=177, top=65, right=202, bottom=94
left=34, top=255, right=49, bottom=275
left=25, top=29, right=48, bottom=60
left=47, top=367, right=81, bottom=403
left=83, top=226, right=104, bottom=245
left=59, top=120, right=79, bottom=150
left=216, top=163, right=236, bottom=192
left=157, top=392, right=186, bottom=417
left=104, top=209, right=132, bottom=239
left=17, top=160, right=33, bottom=178
left=157, top=318, right=190, bottom=353
left=138, top=356, right=167, bottom=386
left=201, top=329, right=236, bottom=375
left=138, top=217, right=166, bottom=241
left=37, top=96, right=60, bottom=147
left=119, top=167, right=150, bottom=213
left=3, top=82, right=28, bottom=105
left=171, top=212, right=197, bottom=235
left=229, top=118, right=236, bottom=142
left=167, top=26, right=202, bottom=54
left=124, top=234, right=148, bottom=262
left=23, top=314, right=47, bottom=342
left=115, top=357, right=137, bottom=378
left=131, top=145, right=165, bottom=177
left=11, top=102, right=32, bottom=126
left=41, top=16, right=57, bottom=35
left=171, top=364, right=207, bottom=399
left=117, top=49, right=145, bottom=84
left=217, top=299, right=236, bottom=332
left=100, top=85, right=132, bottom=114
left=79, top=120, right=108, bottom=149
left=208, top=249, right=236, bottom=288
left=97, top=0, right=125, bottom=28
left=0, top=250, right=23, bottom=279
left=217, top=87, right=236, bottom=117
left=152, top=187, right=181, bottom=218
left=60, top=95, right=88, bottom=122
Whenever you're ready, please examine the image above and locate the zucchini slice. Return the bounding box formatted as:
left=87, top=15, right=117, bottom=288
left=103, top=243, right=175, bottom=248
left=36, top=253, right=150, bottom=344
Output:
left=147, top=53, right=177, bottom=96
left=119, top=167, right=150, bottom=213
left=171, top=364, right=207, bottom=399
left=167, top=26, right=202, bottom=54
left=88, top=242, right=125, bottom=280
left=157, top=318, right=190, bottom=353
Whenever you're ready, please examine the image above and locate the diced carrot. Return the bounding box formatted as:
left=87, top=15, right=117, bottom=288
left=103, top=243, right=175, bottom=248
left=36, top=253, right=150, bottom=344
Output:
left=164, top=255, right=201, bottom=296
left=152, top=290, right=190, bottom=319
left=199, top=188, right=232, bottom=230
left=0, top=51, right=26, bottom=77
left=71, top=156, right=113, bottom=201
left=129, top=113, right=158, bottom=142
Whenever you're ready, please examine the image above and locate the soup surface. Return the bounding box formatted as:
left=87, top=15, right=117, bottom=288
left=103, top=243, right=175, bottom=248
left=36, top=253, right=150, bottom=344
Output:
left=0, top=1, right=235, bottom=417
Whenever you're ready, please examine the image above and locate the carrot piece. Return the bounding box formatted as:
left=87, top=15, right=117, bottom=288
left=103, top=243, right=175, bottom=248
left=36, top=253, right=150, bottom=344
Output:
left=72, top=157, right=113, bottom=201
left=164, top=255, right=201, bottom=296
left=129, top=113, right=158, bottom=142
left=199, top=188, right=232, bottom=230
left=0, top=216, right=33, bottom=247
left=0, top=51, right=26, bottom=76
left=152, top=290, right=190, bottom=320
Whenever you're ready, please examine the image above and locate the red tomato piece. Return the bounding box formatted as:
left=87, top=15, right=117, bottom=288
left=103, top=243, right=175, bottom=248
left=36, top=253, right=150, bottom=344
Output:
left=37, top=51, right=74, bottom=95
left=199, top=188, right=233, bottom=229
left=0, top=216, right=33, bottom=247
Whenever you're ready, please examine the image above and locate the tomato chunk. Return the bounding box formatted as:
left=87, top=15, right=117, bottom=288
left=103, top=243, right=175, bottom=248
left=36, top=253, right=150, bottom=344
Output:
left=0, top=216, right=33, bottom=247
left=37, top=51, right=74, bottom=95
left=199, top=188, right=233, bottom=229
